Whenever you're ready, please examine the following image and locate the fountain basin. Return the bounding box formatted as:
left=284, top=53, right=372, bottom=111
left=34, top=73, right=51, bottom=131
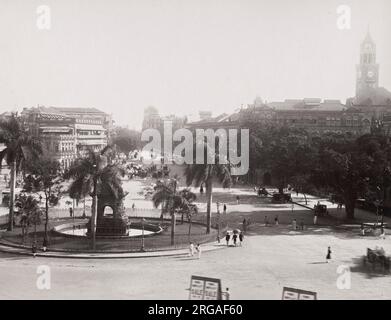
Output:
left=52, top=221, right=163, bottom=239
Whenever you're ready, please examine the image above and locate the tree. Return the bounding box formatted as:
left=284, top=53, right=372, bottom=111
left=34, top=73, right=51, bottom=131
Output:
left=111, top=127, right=141, bottom=157
left=177, top=188, right=197, bottom=225
left=185, top=149, right=232, bottom=234
left=64, top=147, right=125, bottom=249
left=355, top=134, right=391, bottom=222
left=15, top=193, right=42, bottom=244
left=241, top=121, right=310, bottom=191
left=260, top=127, right=310, bottom=193
left=185, top=203, right=198, bottom=242
left=152, top=178, right=182, bottom=245
left=23, top=158, right=63, bottom=243
left=311, top=134, right=373, bottom=219
left=152, top=180, right=197, bottom=245
left=0, top=115, right=42, bottom=231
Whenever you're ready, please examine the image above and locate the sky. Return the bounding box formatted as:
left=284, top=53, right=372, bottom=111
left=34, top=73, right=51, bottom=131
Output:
left=0, top=0, right=390, bottom=129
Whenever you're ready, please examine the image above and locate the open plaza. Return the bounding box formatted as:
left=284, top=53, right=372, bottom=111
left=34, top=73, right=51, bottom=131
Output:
left=0, top=168, right=390, bottom=300
left=1, top=1, right=391, bottom=303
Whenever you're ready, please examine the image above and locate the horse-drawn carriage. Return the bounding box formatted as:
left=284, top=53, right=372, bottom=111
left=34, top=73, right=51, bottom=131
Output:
left=363, top=247, right=390, bottom=272
left=271, top=193, right=292, bottom=203
left=257, top=188, right=268, bottom=197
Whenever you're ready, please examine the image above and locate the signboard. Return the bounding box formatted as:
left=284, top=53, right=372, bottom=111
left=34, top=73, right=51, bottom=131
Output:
left=282, top=287, right=317, bottom=300
left=189, top=275, right=222, bottom=300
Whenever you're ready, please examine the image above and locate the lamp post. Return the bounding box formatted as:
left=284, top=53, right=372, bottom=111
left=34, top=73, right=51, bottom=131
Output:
left=217, top=208, right=221, bottom=243
left=82, top=197, right=86, bottom=219
left=140, top=218, right=146, bottom=252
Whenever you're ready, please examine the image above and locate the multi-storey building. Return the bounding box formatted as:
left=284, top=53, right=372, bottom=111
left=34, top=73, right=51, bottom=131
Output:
left=142, top=106, right=186, bottom=132
left=142, top=106, right=162, bottom=130
left=21, top=106, right=112, bottom=170
left=188, top=31, right=390, bottom=137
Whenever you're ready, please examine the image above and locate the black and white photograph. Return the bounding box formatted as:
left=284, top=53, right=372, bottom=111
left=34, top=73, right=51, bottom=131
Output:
left=0, top=0, right=390, bottom=304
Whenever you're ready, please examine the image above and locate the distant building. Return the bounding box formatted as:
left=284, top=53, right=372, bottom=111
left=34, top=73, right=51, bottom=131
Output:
left=21, top=106, right=112, bottom=170
left=188, top=31, right=390, bottom=137
left=198, top=111, right=213, bottom=122
left=346, top=30, right=391, bottom=131
left=142, top=106, right=161, bottom=130
left=142, top=106, right=186, bottom=132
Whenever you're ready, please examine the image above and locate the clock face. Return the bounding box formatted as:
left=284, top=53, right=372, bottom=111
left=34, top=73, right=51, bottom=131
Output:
left=368, top=71, right=374, bottom=78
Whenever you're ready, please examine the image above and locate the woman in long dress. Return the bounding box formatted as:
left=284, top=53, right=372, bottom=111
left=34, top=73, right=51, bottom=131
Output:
left=326, top=246, right=332, bottom=263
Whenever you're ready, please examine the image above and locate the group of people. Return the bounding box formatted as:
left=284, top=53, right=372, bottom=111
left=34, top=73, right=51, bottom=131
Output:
left=263, top=215, right=280, bottom=226
left=225, top=232, right=244, bottom=247
left=292, top=218, right=305, bottom=231
left=189, top=242, right=202, bottom=259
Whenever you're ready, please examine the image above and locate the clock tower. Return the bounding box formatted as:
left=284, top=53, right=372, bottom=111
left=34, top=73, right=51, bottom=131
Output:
left=356, top=30, right=379, bottom=98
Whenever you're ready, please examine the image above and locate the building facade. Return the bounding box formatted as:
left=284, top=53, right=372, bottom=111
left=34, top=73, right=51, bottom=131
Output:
left=21, top=106, right=112, bottom=170
left=142, top=106, right=186, bottom=132
left=188, top=31, right=390, bottom=137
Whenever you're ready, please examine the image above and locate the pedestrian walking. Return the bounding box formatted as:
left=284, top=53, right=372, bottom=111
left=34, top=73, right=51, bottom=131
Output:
left=223, top=204, right=227, bottom=214
left=239, top=233, right=244, bottom=246
left=264, top=215, right=268, bottom=226
left=69, top=207, right=73, bottom=218
left=132, top=203, right=135, bottom=210
left=196, top=243, right=202, bottom=259
left=200, top=184, right=204, bottom=195
left=225, top=232, right=231, bottom=246
left=326, top=246, right=332, bottom=263
left=236, top=195, right=240, bottom=205
left=313, top=214, right=318, bottom=225
left=189, top=242, right=195, bottom=257
left=274, top=215, right=279, bottom=226
left=292, top=219, right=297, bottom=230
left=232, top=233, right=238, bottom=247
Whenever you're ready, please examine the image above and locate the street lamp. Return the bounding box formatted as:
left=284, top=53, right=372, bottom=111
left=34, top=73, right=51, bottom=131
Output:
left=140, top=218, right=146, bottom=252
left=217, top=208, right=221, bottom=243
left=82, top=197, right=86, bottom=219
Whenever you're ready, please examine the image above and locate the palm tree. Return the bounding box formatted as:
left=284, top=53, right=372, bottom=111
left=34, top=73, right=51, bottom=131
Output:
left=64, top=147, right=125, bottom=250
left=185, top=202, right=198, bottom=242
left=152, top=179, right=197, bottom=245
left=0, top=115, right=42, bottom=231
left=177, top=188, right=197, bottom=224
left=185, top=159, right=232, bottom=234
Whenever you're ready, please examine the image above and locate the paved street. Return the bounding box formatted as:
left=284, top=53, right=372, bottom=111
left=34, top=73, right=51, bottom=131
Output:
left=1, top=177, right=390, bottom=300
left=0, top=228, right=390, bottom=300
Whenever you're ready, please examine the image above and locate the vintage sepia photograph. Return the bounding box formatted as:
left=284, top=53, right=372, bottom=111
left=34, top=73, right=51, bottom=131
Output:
left=0, top=0, right=390, bottom=304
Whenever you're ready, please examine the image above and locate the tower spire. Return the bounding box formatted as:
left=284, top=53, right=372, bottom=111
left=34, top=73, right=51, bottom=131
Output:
left=356, top=29, right=379, bottom=97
